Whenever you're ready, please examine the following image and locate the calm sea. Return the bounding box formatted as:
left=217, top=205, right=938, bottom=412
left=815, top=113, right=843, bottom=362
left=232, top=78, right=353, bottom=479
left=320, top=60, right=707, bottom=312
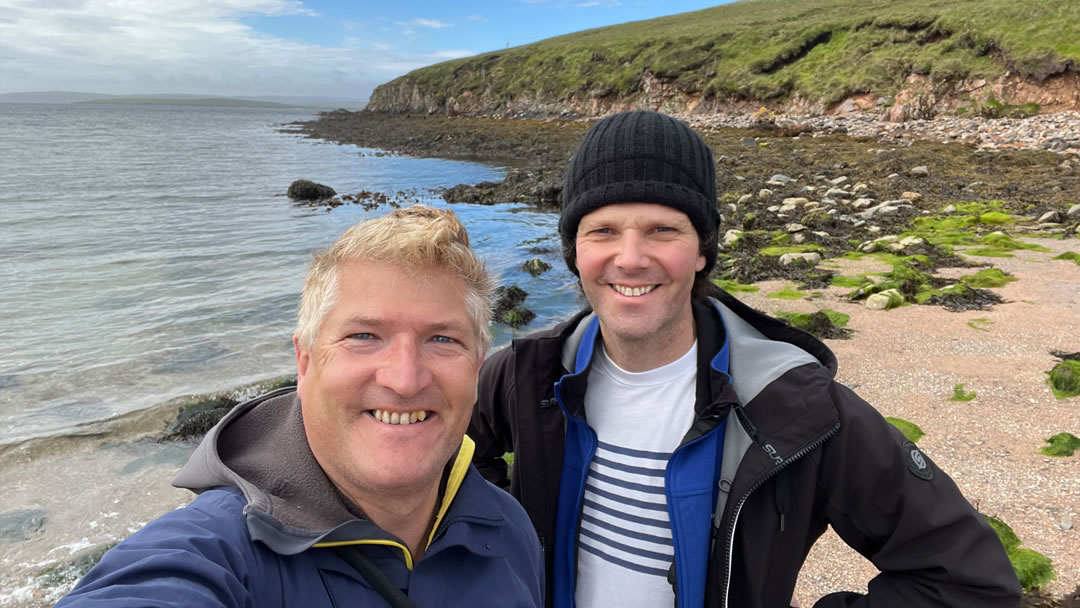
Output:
left=0, top=103, right=580, bottom=445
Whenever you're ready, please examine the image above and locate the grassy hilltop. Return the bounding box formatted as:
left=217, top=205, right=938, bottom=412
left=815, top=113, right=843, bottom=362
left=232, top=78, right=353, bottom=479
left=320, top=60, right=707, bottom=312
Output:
left=367, top=0, right=1080, bottom=115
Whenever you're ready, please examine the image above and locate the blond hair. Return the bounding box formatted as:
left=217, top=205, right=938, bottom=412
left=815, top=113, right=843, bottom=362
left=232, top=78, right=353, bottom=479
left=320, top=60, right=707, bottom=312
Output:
left=295, top=205, right=495, bottom=351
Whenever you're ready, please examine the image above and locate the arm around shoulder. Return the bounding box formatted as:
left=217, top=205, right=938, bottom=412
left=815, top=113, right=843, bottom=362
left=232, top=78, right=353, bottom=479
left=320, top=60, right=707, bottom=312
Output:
left=813, top=384, right=1021, bottom=608
left=55, top=489, right=261, bottom=608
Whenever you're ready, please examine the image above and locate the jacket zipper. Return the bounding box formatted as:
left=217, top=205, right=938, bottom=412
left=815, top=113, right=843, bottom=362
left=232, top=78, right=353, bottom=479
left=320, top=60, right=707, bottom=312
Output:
left=719, top=421, right=840, bottom=607
left=429, top=515, right=504, bottom=547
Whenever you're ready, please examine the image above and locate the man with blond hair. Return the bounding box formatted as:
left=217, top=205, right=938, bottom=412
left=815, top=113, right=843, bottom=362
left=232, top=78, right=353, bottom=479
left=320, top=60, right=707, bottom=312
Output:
left=58, top=205, right=544, bottom=607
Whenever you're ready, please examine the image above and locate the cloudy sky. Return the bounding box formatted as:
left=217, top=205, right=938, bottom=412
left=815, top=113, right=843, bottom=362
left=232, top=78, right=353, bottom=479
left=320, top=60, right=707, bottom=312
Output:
left=0, top=0, right=731, bottom=101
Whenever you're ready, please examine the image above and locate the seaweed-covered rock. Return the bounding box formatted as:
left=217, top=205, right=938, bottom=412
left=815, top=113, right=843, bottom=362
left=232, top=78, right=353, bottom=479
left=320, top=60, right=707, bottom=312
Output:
left=287, top=179, right=337, bottom=201
left=441, top=170, right=562, bottom=209
left=493, top=285, right=535, bottom=328
left=926, top=286, right=1004, bottom=312
left=37, top=543, right=116, bottom=588
left=1049, top=360, right=1080, bottom=399
left=522, top=258, right=552, bottom=276
left=777, top=310, right=852, bottom=340
left=162, top=396, right=236, bottom=441
left=160, top=376, right=298, bottom=441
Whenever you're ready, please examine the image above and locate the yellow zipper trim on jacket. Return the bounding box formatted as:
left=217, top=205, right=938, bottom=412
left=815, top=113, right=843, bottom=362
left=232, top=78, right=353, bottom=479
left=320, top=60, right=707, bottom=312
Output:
left=426, top=435, right=475, bottom=548
left=312, top=436, right=476, bottom=571
left=314, top=539, right=415, bottom=570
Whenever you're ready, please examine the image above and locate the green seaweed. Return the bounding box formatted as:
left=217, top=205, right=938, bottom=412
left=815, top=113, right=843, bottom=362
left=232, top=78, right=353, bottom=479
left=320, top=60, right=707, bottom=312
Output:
left=776, top=308, right=850, bottom=328
left=965, top=233, right=1051, bottom=257
left=1048, top=360, right=1080, bottom=399
left=960, top=268, right=1017, bottom=288
left=1052, top=251, right=1080, bottom=266
left=982, top=514, right=1056, bottom=591
left=712, top=278, right=761, bottom=293
left=886, top=416, right=924, bottom=443
left=949, top=383, right=976, bottom=401
left=830, top=275, right=869, bottom=288
left=967, top=317, right=993, bottom=331
left=759, top=244, right=826, bottom=256
left=767, top=285, right=806, bottom=300
left=1040, top=432, right=1080, bottom=457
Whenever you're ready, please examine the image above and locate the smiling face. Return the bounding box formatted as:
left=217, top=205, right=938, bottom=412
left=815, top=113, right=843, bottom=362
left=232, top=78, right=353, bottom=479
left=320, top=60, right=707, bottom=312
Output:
left=575, top=202, right=705, bottom=371
left=295, top=259, right=484, bottom=504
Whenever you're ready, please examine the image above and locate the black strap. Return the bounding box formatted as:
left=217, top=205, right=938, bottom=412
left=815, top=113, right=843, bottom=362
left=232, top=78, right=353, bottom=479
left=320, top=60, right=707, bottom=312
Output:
left=333, top=546, right=419, bottom=608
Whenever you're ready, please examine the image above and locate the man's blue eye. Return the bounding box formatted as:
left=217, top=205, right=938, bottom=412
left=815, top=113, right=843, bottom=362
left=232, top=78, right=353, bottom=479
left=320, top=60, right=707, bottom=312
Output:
left=350, top=333, right=374, bottom=340
left=433, top=335, right=456, bottom=344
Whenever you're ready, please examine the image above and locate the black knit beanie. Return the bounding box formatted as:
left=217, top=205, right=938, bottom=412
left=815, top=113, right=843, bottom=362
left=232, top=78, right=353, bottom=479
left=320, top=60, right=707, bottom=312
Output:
left=560, top=110, right=719, bottom=278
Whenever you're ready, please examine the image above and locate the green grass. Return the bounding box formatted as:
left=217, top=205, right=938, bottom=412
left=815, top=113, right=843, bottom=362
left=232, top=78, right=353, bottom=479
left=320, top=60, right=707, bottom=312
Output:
left=1048, top=360, right=1080, bottom=399
left=949, top=383, right=976, bottom=401
left=967, top=317, right=993, bottom=331
left=712, top=278, right=761, bottom=293
left=1040, top=432, right=1080, bottom=457
left=1053, top=251, right=1080, bottom=266
left=886, top=417, right=924, bottom=443
left=767, top=285, right=806, bottom=300
left=368, top=0, right=1080, bottom=112
left=983, top=514, right=1056, bottom=592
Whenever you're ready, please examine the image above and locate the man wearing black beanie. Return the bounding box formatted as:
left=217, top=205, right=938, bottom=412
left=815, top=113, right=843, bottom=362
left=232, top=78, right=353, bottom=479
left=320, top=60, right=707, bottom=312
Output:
left=469, top=110, right=1020, bottom=608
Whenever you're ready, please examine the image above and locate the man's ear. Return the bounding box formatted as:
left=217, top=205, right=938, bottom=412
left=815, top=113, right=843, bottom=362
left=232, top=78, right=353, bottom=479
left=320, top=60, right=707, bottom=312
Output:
left=294, top=336, right=310, bottom=386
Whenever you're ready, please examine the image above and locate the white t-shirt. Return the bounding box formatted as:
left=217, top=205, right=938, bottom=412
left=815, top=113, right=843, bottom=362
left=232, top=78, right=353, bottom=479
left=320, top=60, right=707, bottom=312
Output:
left=574, top=340, right=698, bottom=608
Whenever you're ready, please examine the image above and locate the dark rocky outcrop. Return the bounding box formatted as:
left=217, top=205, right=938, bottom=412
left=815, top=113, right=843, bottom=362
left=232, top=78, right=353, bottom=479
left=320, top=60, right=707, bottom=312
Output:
left=441, top=169, right=562, bottom=209
left=287, top=179, right=337, bottom=201
left=159, top=376, right=297, bottom=441
left=493, top=285, right=536, bottom=328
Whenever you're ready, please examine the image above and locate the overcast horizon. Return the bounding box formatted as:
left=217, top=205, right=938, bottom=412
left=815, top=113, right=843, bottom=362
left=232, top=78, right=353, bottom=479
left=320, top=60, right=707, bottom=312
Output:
left=0, top=0, right=734, bottom=102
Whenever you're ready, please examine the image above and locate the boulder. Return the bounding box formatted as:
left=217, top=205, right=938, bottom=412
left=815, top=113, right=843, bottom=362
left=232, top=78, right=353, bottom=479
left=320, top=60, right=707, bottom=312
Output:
left=1038, top=211, right=1062, bottom=224
left=779, top=252, right=822, bottom=266
left=287, top=179, right=337, bottom=201
left=866, top=289, right=904, bottom=310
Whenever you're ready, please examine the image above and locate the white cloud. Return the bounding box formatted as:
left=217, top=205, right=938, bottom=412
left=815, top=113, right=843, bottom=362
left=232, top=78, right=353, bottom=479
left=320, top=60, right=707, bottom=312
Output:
left=410, top=18, right=452, bottom=29
left=430, top=50, right=475, bottom=60
left=0, top=0, right=446, bottom=97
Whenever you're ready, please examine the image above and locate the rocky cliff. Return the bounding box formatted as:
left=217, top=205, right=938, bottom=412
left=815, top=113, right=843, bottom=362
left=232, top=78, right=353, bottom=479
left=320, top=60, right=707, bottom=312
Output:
left=366, top=0, right=1080, bottom=121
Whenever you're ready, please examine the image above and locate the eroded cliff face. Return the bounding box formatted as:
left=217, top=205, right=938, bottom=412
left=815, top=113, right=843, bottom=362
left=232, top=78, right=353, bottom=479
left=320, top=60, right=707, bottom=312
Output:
left=366, top=69, right=1080, bottom=121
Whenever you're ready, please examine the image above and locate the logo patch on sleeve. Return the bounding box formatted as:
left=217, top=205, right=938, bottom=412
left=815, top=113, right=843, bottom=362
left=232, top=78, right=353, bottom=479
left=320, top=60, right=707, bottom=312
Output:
left=903, top=441, right=934, bottom=481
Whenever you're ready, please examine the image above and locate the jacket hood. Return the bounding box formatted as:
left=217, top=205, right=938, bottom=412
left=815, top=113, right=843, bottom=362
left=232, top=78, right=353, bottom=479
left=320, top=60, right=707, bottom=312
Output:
left=172, top=388, right=478, bottom=561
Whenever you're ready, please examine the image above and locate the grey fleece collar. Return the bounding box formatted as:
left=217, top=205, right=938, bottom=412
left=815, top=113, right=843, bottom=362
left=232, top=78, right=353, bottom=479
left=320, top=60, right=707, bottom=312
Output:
left=173, top=389, right=392, bottom=555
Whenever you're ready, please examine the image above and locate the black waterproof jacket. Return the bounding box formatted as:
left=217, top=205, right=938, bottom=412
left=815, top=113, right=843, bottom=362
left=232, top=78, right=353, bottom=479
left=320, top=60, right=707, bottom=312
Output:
left=469, top=293, right=1021, bottom=608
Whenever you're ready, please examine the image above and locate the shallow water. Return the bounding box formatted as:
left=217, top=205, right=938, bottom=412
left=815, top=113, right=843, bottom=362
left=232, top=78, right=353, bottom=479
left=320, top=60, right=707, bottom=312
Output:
left=0, top=102, right=581, bottom=445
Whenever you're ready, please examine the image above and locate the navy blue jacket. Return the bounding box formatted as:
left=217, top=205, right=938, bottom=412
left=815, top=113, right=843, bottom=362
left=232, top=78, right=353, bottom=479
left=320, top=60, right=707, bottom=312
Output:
left=57, top=390, right=544, bottom=607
